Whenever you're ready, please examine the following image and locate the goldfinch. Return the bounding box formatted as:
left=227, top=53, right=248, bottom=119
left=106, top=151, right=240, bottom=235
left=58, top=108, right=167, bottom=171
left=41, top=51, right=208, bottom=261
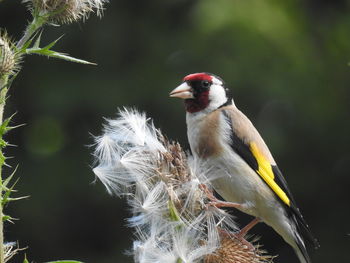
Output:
left=170, top=72, right=318, bottom=263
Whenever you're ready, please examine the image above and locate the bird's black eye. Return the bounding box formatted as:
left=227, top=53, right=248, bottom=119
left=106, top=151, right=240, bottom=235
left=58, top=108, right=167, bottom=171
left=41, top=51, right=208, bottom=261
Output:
left=201, top=80, right=210, bottom=89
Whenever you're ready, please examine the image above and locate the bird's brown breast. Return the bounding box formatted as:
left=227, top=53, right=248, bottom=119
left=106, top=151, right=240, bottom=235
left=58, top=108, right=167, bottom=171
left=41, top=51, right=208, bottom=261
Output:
left=196, top=111, right=223, bottom=158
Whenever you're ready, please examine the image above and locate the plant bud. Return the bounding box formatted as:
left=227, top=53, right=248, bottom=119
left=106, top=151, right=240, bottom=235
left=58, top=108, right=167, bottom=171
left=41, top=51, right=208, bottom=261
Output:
left=0, top=32, right=19, bottom=77
left=28, top=0, right=108, bottom=24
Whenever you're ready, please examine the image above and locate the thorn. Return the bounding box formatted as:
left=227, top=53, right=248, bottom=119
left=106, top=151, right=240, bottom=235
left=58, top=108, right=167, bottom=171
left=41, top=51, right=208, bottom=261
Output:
left=3, top=163, right=11, bottom=168
left=7, top=123, right=26, bottom=130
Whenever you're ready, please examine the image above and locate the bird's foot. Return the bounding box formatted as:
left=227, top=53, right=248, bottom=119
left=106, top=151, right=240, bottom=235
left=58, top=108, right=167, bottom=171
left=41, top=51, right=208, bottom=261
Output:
left=199, top=184, right=243, bottom=209
left=207, top=200, right=243, bottom=209
left=233, top=218, right=261, bottom=251
left=237, top=217, right=261, bottom=238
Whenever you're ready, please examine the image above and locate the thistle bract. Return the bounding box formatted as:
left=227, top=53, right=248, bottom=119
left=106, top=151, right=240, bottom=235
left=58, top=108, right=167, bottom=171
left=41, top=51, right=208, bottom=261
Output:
left=27, top=0, right=108, bottom=24
left=0, top=32, right=19, bottom=77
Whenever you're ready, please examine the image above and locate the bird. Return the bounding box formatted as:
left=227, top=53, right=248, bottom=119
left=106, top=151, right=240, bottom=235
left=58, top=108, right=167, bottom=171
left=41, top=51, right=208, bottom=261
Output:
left=169, top=72, right=318, bottom=263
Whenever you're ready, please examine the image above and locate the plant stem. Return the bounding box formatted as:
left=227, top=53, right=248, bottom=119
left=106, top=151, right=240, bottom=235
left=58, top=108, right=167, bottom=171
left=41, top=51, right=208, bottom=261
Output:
left=0, top=76, right=7, bottom=263
left=0, top=77, right=7, bottom=121
left=168, top=200, right=181, bottom=222
left=17, top=14, right=48, bottom=49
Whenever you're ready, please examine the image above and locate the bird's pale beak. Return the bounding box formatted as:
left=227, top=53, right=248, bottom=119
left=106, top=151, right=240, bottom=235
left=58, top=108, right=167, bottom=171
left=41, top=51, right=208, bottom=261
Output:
left=169, top=82, right=194, bottom=99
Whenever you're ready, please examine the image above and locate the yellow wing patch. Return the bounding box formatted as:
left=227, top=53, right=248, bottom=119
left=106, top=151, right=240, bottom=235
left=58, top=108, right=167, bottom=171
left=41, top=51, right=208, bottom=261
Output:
left=249, top=142, right=290, bottom=206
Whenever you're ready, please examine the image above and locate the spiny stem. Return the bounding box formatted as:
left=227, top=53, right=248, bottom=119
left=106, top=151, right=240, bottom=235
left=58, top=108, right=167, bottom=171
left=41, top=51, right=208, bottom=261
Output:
left=17, top=14, right=48, bottom=49
left=0, top=75, right=8, bottom=263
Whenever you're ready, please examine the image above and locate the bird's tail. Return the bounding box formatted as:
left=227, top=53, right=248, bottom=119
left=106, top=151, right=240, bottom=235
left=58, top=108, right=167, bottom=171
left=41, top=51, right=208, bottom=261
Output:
left=288, top=205, right=319, bottom=263
left=293, top=233, right=311, bottom=263
left=272, top=218, right=312, bottom=263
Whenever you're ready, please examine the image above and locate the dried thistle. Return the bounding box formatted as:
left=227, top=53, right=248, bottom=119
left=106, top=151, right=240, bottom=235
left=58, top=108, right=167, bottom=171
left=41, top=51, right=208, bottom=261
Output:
left=26, top=0, right=108, bottom=24
left=3, top=242, right=25, bottom=263
left=92, top=108, right=274, bottom=263
left=205, top=230, right=274, bottom=263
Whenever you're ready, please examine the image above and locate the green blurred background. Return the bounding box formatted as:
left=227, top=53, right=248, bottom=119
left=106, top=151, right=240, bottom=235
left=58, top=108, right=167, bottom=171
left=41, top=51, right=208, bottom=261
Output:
left=0, top=0, right=349, bottom=262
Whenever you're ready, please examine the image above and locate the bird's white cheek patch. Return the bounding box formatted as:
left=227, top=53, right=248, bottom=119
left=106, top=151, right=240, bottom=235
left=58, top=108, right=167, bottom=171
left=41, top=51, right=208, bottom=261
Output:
left=208, top=84, right=228, bottom=109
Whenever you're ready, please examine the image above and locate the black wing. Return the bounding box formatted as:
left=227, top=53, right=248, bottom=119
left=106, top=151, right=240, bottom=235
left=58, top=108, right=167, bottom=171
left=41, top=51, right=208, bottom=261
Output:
left=222, top=110, right=319, bottom=248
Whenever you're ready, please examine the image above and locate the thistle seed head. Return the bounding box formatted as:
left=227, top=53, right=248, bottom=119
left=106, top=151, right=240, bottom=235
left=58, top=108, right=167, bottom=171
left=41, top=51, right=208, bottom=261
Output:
left=205, top=230, right=275, bottom=263
left=27, top=0, right=108, bottom=24
left=0, top=32, right=20, bottom=77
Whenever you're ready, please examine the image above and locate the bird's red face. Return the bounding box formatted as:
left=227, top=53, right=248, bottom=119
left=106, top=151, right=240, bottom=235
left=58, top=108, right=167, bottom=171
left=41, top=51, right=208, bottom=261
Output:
left=170, top=73, right=230, bottom=113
